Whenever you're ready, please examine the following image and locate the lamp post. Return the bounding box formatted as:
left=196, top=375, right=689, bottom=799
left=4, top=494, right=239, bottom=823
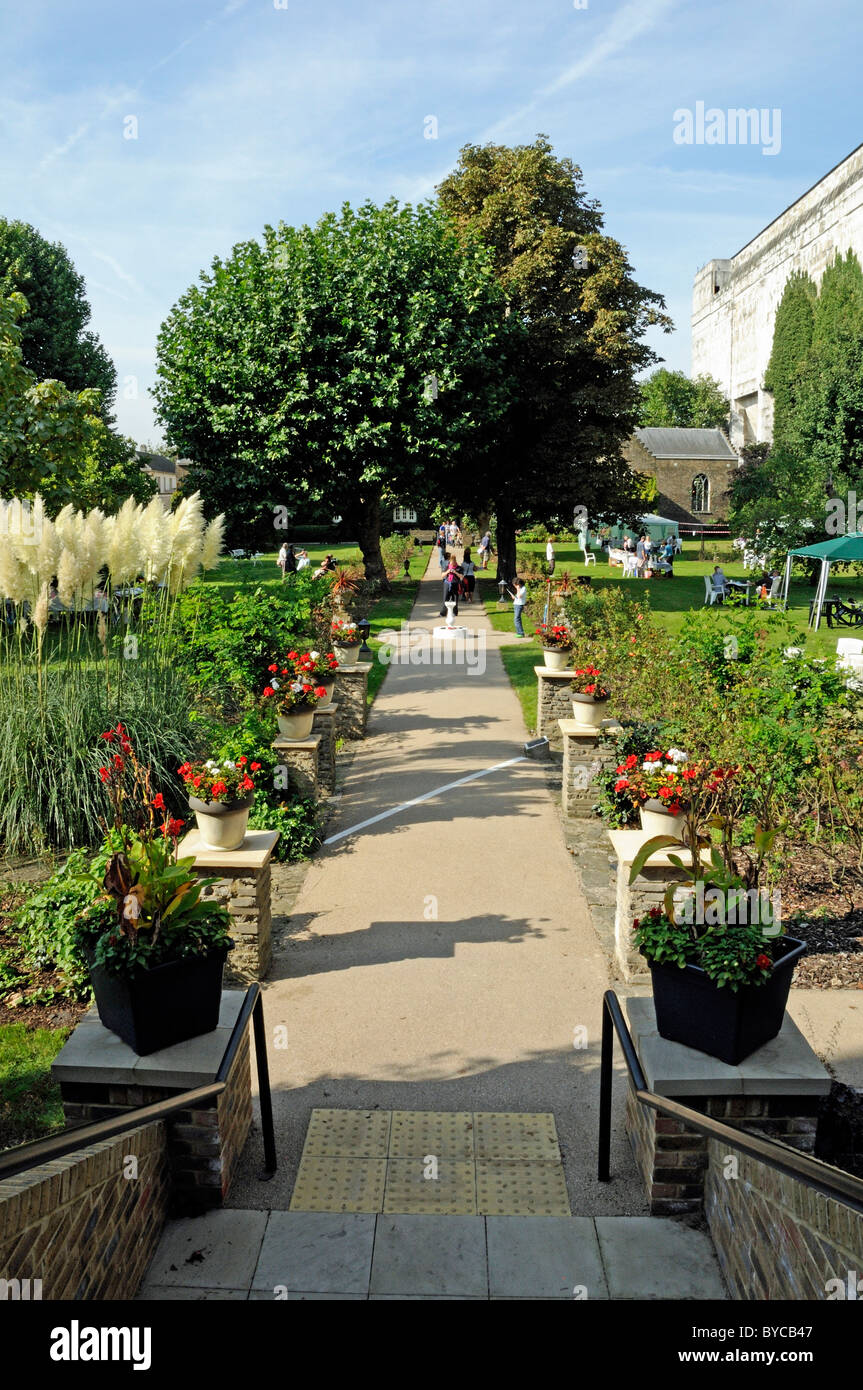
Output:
left=357, top=617, right=372, bottom=661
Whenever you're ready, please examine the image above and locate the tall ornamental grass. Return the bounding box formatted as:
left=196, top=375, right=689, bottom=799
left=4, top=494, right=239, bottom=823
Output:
left=0, top=491, right=224, bottom=853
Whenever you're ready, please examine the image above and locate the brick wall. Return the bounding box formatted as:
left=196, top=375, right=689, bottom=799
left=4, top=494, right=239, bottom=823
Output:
left=312, top=704, right=338, bottom=792
left=705, top=1138, right=863, bottom=1299
left=622, top=436, right=735, bottom=523
left=59, top=1031, right=252, bottom=1211
left=0, top=1121, right=169, bottom=1300
left=626, top=1088, right=821, bottom=1216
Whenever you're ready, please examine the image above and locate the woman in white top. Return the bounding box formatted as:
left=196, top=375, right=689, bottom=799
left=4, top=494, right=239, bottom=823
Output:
left=546, top=537, right=555, bottom=576
left=277, top=542, right=289, bottom=580
left=296, top=550, right=311, bottom=571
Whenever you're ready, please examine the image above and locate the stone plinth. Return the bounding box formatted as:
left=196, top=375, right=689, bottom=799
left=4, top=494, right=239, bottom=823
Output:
left=272, top=733, right=321, bottom=800
left=559, top=720, right=619, bottom=818
left=535, top=666, right=574, bottom=745
left=179, top=828, right=279, bottom=983
left=52, top=991, right=253, bottom=1212
left=312, top=702, right=339, bottom=793
left=609, top=830, right=712, bottom=984
left=336, top=661, right=371, bottom=740
left=622, top=996, right=831, bottom=1216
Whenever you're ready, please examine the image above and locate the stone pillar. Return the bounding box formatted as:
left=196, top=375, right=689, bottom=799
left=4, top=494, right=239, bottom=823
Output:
left=608, top=829, right=708, bottom=984
left=622, top=996, right=831, bottom=1216
left=51, top=991, right=254, bottom=1212
left=559, top=720, right=619, bottom=818
left=178, top=828, right=280, bottom=984
left=336, top=661, right=372, bottom=739
left=272, top=734, right=321, bottom=799
left=312, top=703, right=339, bottom=793
left=536, top=667, right=576, bottom=745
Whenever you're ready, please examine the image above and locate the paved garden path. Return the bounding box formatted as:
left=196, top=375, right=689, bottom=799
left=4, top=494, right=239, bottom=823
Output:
left=229, top=550, right=645, bottom=1215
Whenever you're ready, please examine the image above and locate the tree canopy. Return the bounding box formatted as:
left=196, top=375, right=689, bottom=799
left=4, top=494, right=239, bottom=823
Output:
left=436, top=135, right=672, bottom=574
left=639, top=368, right=729, bottom=430
left=0, top=291, right=153, bottom=512
left=0, top=219, right=116, bottom=406
left=154, top=199, right=516, bottom=583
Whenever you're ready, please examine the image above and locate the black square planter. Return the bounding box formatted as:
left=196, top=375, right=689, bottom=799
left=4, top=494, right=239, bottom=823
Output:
left=649, top=936, right=806, bottom=1066
left=85, top=946, right=229, bottom=1056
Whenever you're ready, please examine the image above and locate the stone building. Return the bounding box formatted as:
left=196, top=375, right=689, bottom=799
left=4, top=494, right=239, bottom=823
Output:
left=622, top=427, right=738, bottom=524
left=137, top=451, right=190, bottom=510
left=692, top=142, right=863, bottom=448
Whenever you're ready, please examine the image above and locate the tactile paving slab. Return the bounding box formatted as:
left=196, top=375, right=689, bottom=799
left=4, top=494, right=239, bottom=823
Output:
left=473, top=1112, right=560, bottom=1160
left=388, top=1111, right=475, bottom=1159
left=304, top=1108, right=391, bottom=1157
left=476, top=1160, right=570, bottom=1216
left=289, top=1110, right=568, bottom=1216
left=289, top=1156, right=387, bottom=1213
left=383, top=1158, right=477, bottom=1214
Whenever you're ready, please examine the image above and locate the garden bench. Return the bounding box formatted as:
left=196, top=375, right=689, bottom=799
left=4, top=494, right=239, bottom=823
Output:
left=820, top=597, right=863, bottom=628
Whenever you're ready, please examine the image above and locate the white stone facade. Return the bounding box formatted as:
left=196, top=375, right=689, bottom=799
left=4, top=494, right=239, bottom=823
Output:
left=691, top=143, right=863, bottom=448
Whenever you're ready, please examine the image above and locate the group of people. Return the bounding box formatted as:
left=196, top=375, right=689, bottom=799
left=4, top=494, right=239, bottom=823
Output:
left=621, top=533, right=677, bottom=578
left=276, top=543, right=321, bottom=578
left=441, top=548, right=477, bottom=608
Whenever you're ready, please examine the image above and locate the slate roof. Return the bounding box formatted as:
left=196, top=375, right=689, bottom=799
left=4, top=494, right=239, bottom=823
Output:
left=137, top=451, right=176, bottom=474
left=634, top=428, right=737, bottom=461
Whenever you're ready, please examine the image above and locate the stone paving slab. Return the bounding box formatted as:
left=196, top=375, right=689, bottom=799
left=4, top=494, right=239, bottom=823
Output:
left=140, top=1210, right=729, bottom=1300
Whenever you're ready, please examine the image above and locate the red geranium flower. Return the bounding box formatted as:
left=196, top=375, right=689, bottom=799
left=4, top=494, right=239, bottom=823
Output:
left=756, top=954, right=771, bottom=971
left=236, top=756, right=247, bottom=765
left=262, top=686, right=275, bottom=698
left=250, top=762, right=261, bottom=771
left=268, top=663, right=278, bottom=673
left=614, top=778, right=629, bottom=792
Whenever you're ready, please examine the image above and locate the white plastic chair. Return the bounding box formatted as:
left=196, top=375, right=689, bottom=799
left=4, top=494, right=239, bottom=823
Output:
left=230, top=548, right=245, bottom=562
left=836, top=638, right=863, bottom=658
left=581, top=544, right=596, bottom=567
left=622, top=553, right=638, bottom=578
left=703, top=575, right=724, bottom=606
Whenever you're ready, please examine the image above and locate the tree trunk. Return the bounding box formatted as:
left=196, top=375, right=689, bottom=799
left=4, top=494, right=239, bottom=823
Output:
left=495, top=501, right=517, bottom=584
left=355, top=492, right=390, bottom=592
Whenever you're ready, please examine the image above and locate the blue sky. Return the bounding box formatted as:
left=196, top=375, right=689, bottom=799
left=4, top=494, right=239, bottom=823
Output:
left=2, top=0, right=861, bottom=443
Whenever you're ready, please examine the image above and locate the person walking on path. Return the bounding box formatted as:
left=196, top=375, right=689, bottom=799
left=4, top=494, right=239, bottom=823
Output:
left=479, top=530, right=493, bottom=569
left=285, top=544, right=297, bottom=575
left=277, top=542, right=289, bottom=580
left=462, top=548, right=476, bottom=603
left=546, top=536, right=556, bottom=577
left=438, top=538, right=448, bottom=573
left=508, top=575, right=528, bottom=637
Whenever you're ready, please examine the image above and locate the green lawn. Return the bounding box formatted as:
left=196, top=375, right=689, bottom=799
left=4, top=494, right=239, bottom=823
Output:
left=0, top=1023, right=69, bottom=1151
left=479, top=539, right=863, bottom=733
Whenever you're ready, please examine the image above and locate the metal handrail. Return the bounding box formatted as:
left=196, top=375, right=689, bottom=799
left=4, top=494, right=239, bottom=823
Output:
left=0, top=983, right=277, bottom=1182
left=599, top=988, right=863, bottom=1214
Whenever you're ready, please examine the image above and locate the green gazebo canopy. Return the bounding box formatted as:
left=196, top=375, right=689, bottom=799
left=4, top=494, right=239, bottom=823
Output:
left=789, top=533, right=863, bottom=561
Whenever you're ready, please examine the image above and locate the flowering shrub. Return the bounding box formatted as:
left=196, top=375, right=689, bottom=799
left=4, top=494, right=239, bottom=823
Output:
left=331, top=619, right=360, bottom=646
left=177, top=756, right=260, bottom=803
left=535, top=623, right=572, bottom=651
left=570, top=666, right=610, bottom=700
left=632, top=906, right=778, bottom=991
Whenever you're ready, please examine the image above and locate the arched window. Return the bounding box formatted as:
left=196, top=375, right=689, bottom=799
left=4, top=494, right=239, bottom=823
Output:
left=691, top=473, right=710, bottom=514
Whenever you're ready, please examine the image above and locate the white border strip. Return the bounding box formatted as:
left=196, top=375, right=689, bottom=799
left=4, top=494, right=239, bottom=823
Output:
left=323, top=756, right=527, bottom=845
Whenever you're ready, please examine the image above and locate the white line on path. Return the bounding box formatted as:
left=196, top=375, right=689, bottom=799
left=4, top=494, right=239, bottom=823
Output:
left=323, top=756, right=528, bottom=846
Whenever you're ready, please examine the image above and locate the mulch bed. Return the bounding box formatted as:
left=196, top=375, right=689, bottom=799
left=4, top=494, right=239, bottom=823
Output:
left=777, top=845, right=863, bottom=989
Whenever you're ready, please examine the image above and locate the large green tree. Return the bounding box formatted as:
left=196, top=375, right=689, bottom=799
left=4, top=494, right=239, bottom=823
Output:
left=639, top=368, right=729, bottom=430
left=436, top=136, right=672, bottom=576
left=0, top=291, right=153, bottom=511
left=0, top=220, right=116, bottom=404
left=153, top=200, right=515, bottom=584
left=763, top=270, right=816, bottom=447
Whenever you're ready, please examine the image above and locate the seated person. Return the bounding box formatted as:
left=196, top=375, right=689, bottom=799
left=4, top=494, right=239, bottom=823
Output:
left=295, top=549, right=311, bottom=571
left=711, top=565, right=728, bottom=596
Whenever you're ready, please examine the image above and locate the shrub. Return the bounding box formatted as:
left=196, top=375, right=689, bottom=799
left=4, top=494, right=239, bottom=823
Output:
left=12, top=849, right=109, bottom=999
left=380, top=533, right=415, bottom=577
left=0, top=663, right=199, bottom=854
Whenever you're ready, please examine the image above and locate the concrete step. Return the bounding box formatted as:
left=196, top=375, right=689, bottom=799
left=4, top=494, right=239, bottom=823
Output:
left=137, top=1210, right=729, bottom=1301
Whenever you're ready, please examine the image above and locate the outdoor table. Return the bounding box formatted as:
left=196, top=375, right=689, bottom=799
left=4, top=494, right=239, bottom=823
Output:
left=726, top=580, right=753, bottom=605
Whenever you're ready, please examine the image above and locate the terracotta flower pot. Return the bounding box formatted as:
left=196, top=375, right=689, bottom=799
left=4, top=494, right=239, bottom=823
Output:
left=277, top=706, right=316, bottom=741
left=188, top=791, right=254, bottom=851
left=333, top=642, right=360, bottom=667
left=542, top=648, right=569, bottom=670
left=571, top=692, right=609, bottom=727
